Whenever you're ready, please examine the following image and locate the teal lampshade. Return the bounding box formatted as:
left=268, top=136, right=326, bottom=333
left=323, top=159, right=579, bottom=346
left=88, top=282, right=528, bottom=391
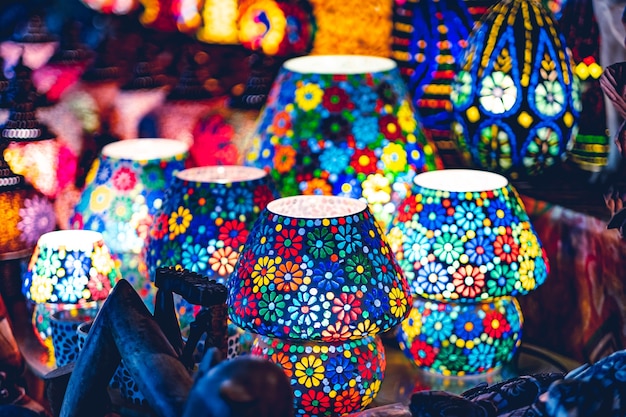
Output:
left=397, top=297, right=523, bottom=376
left=252, top=335, right=386, bottom=416
left=388, top=169, right=549, bottom=302
left=244, top=54, right=443, bottom=229
left=450, top=0, right=580, bottom=179
left=70, top=139, right=189, bottom=256
left=145, top=165, right=278, bottom=329
left=227, top=195, right=412, bottom=341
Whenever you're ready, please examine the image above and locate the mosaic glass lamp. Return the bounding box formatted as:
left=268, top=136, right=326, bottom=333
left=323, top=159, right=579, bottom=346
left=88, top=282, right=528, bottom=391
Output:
left=450, top=0, right=580, bottom=179
left=228, top=195, right=411, bottom=415
left=22, top=229, right=119, bottom=349
left=1, top=57, right=61, bottom=199
left=391, top=0, right=478, bottom=167
left=387, top=169, right=549, bottom=375
left=245, top=54, right=443, bottom=229
left=145, top=165, right=278, bottom=329
left=252, top=335, right=386, bottom=417
left=70, top=139, right=188, bottom=302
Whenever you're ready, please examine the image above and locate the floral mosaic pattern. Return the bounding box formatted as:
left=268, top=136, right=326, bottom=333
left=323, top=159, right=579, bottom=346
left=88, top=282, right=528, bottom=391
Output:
left=145, top=166, right=278, bottom=330
left=252, top=335, right=386, bottom=416
left=397, top=297, right=522, bottom=376
left=23, top=232, right=119, bottom=304
left=227, top=196, right=412, bottom=341
left=70, top=140, right=187, bottom=256
left=244, top=56, right=443, bottom=229
left=450, top=0, right=579, bottom=178
left=387, top=177, right=549, bottom=302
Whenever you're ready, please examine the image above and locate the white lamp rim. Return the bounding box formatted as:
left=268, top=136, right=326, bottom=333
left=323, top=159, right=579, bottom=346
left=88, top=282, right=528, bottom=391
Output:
left=267, top=195, right=367, bottom=219
left=283, top=55, right=397, bottom=75
left=414, top=169, right=509, bottom=193
left=176, top=166, right=267, bottom=183
left=102, top=138, right=189, bottom=161
left=37, top=230, right=104, bottom=249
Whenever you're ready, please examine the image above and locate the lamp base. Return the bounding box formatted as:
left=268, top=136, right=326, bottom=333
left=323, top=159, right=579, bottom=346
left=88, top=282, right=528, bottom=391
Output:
left=397, top=297, right=523, bottom=376
left=252, top=335, right=386, bottom=417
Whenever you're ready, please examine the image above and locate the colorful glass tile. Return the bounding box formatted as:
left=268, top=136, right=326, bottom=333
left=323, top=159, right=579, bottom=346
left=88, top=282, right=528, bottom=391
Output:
left=70, top=139, right=189, bottom=256
left=245, top=55, right=443, bottom=229
left=227, top=195, right=412, bottom=341
left=391, top=0, right=478, bottom=167
left=145, top=165, right=278, bottom=330
left=252, top=335, right=386, bottom=416
left=397, top=297, right=522, bottom=376
left=451, top=0, right=580, bottom=179
left=23, top=230, right=120, bottom=305
left=387, top=169, right=549, bottom=302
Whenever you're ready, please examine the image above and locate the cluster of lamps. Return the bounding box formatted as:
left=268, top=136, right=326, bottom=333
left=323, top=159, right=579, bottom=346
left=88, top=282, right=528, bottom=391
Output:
left=0, top=0, right=585, bottom=413
left=228, top=195, right=411, bottom=416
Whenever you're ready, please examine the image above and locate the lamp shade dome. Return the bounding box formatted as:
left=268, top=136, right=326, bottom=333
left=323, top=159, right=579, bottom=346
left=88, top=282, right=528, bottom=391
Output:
left=244, top=54, right=443, bottom=229
left=450, top=0, right=580, bottom=178
left=23, top=230, right=119, bottom=304
left=227, top=195, right=412, bottom=341
left=70, top=138, right=189, bottom=255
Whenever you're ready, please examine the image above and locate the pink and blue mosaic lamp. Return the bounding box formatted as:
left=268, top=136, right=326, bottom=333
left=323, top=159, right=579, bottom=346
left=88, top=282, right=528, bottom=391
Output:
left=388, top=169, right=549, bottom=375
left=228, top=195, right=412, bottom=416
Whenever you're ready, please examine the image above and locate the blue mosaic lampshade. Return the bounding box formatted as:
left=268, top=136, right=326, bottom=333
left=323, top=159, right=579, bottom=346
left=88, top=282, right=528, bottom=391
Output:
left=145, top=165, right=278, bottom=329
left=388, top=169, right=549, bottom=302
left=244, top=54, right=443, bottom=229
left=227, top=195, right=412, bottom=341
left=451, top=0, right=580, bottom=179
left=23, top=230, right=119, bottom=305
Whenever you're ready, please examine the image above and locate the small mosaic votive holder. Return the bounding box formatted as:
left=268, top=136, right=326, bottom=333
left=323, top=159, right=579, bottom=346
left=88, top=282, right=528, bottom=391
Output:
left=50, top=307, right=98, bottom=367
